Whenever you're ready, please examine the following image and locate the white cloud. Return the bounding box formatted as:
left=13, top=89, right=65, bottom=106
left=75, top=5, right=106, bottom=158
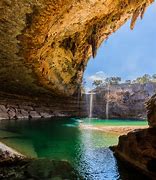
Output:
left=85, top=87, right=92, bottom=93
left=87, top=71, right=107, bottom=82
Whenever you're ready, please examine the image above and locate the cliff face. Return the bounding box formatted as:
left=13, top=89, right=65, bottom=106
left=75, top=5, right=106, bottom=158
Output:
left=0, top=0, right=153, bottom=98
left=146, top=94, right=156, bottom=127
left=0, top=92, right=84, bottom=120
left=88, top=82, right=156, bottom=119
left=114, top=128, right=156, bottom=179
left=113, top=88, right=156, bottom=179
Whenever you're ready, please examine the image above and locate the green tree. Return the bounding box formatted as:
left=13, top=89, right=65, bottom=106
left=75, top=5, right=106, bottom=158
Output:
left=105, top=77, right=121, bottom=85
left=152, top=74, right=156, bottom=82
left=135, top=74, right=151, bottom=84
left=92, top=80, right=103, bottom=87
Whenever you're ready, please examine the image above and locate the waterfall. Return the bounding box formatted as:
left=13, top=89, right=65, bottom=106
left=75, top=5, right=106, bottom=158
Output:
left=84, top=92, right=95, bottom=118
left=89, top=92, right=94, bottom=118
left=106, top=83, right=110, bottom=119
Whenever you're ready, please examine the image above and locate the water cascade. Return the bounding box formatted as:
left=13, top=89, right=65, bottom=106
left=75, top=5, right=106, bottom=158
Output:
left=106, top=83, right=110, bottom=119
left=89, top=92, right=94, bottom=118
left=84, top=92, right=96, bottom=118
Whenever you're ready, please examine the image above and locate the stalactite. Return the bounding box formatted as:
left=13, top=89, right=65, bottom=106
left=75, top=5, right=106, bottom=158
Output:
left=130, top=8, right=141, bottom=30
left=140, top=3, right=147, bottom=20
left=91, top=34, right=97, bottom=58
left=148, top=0, right=154, bottom=4
left=130, top=0, right=154, bottom=30
left=88, top=24, right=98, bottom=58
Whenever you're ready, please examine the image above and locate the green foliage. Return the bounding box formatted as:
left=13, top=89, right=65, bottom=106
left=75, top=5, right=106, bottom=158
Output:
left=105, top=77, right=121, bottom=85
left=92, top=76, right=122, bottom=88
left=131, top=74, right=156, bottom=84
left=92, top=80, right=103, bottom=87
left=152, top=74, right=156, bottom=81
left=88, top=73, right=156, bottom=90
left=135, top=74, right=151, bottom=84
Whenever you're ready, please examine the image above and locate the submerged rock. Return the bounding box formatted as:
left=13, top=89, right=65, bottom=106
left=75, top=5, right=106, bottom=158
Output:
left=0, top=143, right=81, bottom=179
left=0, top=153, right=81, bottom=180
left=27, top=159, right=80, bottom=180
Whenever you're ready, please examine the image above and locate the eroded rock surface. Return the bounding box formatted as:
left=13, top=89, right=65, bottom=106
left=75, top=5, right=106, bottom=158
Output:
left=113, top=89, right=156, bottom=179
left=113, top=128, right=156, bottom=179
left=0, top=154, right=81, bottom=180
left=146, top=94, right=156, bottom=127
left=0, top=92, right=84, bottom=120
left=0, top=0, right=154, bottom=97
left=87, top=82, right=156, bottom=119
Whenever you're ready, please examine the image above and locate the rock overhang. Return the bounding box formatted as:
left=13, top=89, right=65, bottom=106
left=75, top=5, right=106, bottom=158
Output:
left=0, top=0, right=154, bottom=98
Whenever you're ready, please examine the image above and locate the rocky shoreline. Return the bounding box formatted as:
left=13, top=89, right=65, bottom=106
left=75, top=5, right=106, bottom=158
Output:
left=112, top=128, right=156, bottom=180
left=1, top=82, right=156, bottom=120
left=0, top=102, right=54, bottom=120
left=0, top=142, right=23, bottom=157
left=112, top=94, right=156, bottom=180
left=0, top=142, right=81, bottom=180
left=80, top=124, right=148, bottom=135
left=0, top=92, right=86, bottom=120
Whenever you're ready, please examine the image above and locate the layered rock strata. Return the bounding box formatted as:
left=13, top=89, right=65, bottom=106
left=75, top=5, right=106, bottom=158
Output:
left=113, top=93, right=156, bottom=179
left=87, top=82, right=156, bottom=119
left=0, top=92, right=86, bottom=120
left=146, top=94, right=156, bottom=127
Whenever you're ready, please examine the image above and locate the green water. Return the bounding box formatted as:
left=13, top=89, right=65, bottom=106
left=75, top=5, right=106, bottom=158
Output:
left=0, top=118, right=147, bottom=179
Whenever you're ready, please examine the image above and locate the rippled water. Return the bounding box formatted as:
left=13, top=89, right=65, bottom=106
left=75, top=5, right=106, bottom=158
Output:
left=0, top=118, right=147, bottom=179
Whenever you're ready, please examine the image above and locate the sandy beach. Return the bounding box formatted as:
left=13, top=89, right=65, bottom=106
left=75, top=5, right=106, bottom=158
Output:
left=80, top=124, right=148, bottom=136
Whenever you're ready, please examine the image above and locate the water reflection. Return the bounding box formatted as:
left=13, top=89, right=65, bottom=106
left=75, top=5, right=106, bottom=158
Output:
left=0, top=118, right=147, bottom=179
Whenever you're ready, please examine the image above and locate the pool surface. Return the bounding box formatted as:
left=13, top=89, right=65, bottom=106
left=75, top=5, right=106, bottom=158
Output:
left=0, top=118, right=147, bottom=179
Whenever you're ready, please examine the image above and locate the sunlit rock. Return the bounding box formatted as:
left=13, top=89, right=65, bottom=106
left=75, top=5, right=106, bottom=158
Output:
left=146, top=94, right=156, bottom=127
left=89, top=82, right=156, bottom=119
left=113, top=91, right=156, bottom=179
left=0, top=0, right=154, bottom=97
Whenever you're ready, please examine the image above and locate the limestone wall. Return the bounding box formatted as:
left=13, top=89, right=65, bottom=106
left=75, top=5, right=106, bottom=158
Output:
left=0, top=0, right=153, bottom=98
left=89, top=82, right=156, bottom=119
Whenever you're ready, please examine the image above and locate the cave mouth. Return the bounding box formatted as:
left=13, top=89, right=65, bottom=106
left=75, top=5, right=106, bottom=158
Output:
left=83, top=2, right=156, bottom=93
left=0, top=0, right=154, bottom=99
left=0, top=1, right=156, bottom=179
left=82, top=2, right=156, bottom=120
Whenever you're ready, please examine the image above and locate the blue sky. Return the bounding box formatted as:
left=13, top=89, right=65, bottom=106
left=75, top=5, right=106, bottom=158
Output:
left=84, top=2, right=156, bottom=89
